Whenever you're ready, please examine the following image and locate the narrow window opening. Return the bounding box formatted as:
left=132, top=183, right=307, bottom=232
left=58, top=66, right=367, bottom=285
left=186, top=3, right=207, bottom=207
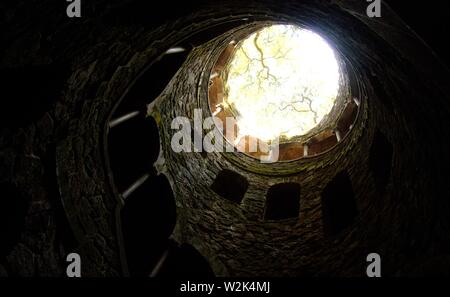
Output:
left=264, top=183, right=301, bottom=221
left=121, top=174, right=176, bottom=276
left=211, top=169, right=249, bottom=203
left=321, top=171, right=358, bottom=236
left=113, top=51, right=189, bottom=115
left=108, top=115, right=160, bottom=193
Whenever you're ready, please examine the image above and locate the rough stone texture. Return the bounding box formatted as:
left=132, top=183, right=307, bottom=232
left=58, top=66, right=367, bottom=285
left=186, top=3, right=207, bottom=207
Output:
left=150, top=18, right=369, bottom=276
left=149, top=3, right=450, bottom=276
left=0, top=0, right=449, bottom=277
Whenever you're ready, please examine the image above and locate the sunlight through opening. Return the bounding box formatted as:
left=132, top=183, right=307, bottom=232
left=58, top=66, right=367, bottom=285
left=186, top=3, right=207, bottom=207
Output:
left=224, top=24, right=340, bottom=143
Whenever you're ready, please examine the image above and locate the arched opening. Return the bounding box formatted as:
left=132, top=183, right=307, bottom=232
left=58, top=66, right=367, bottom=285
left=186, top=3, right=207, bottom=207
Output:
left=211, top=169, right=249, bottom=204
left=120, top=174, right=176, bottom=276
left=108, top=115, right=160, bottom=192
left=321, top=171, right=358, bottom=237
left=264, top=183, right=301, bottom=221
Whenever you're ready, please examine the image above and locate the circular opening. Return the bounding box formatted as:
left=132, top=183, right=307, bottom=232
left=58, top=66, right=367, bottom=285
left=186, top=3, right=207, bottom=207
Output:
left=208, top=24, right=356, bottom=162
left=224, top=24, right=340, bottom=143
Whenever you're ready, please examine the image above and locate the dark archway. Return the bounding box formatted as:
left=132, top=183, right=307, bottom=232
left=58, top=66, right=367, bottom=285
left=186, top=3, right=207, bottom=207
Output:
left=321, top=171, right=358, bottom=237
left=264, top=183, right=301, bottom=221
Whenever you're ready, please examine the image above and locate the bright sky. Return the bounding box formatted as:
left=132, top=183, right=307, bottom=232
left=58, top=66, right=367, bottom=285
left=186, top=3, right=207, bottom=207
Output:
left=225, top=25, right=340, bottom=142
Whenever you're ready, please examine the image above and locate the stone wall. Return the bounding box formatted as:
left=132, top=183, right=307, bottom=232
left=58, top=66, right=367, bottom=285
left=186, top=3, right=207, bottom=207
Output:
left=1, top=0, right=450, bottom=276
